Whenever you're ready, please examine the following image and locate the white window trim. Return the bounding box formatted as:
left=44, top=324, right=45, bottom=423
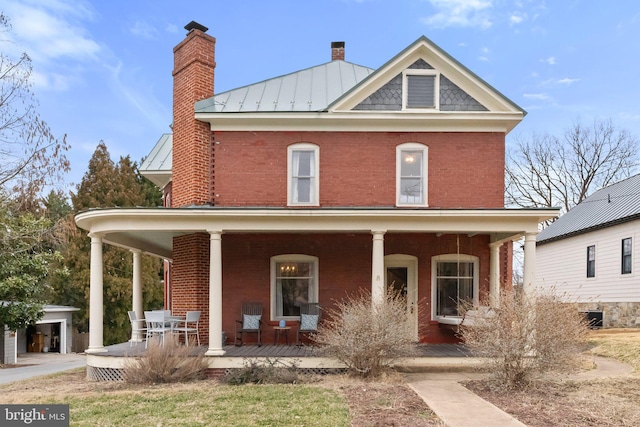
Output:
left=287, top=143, right=320, bottom=206
left=621, top=237, right=632, bottom=275
left=431, top=254, right=479, bottom=320
left=270, top=254, right=319, bottom=321
left=586, top=243, right=596, bottom=279
left=396, top=142, right=428, bottom=207
left=402, top=69, right=440, bottom=110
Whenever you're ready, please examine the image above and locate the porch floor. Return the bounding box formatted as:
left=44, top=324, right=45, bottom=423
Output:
left=90, top=342, right=473, bottom=358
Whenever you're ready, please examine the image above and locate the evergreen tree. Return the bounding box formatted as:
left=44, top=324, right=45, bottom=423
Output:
left=52, top=142, right=163, bottom=345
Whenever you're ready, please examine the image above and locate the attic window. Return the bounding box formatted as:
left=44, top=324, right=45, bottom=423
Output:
left=403, top=70, right=439, bottom=109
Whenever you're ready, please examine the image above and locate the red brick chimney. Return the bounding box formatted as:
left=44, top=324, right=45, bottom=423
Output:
left=331, top=41, right=345, bottom=61
left=172, top=21, right=215, bottom=207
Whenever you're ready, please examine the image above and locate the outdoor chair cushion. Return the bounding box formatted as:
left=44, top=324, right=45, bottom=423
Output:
left=243, top=314, right=261, bottom=330
left=300, top=313, right=319, bottom=331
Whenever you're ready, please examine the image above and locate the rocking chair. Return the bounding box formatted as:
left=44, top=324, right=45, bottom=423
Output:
left=235, top=302, right=263, bottom=346
left=297, top=303, right=321, bottom=346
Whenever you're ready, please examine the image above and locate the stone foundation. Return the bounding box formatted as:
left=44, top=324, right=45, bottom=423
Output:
left=577, top=302, right=640, bottom=328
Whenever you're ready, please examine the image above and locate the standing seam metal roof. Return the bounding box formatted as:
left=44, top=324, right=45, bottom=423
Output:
left=194, top=60, right=374, bottom=113
left=537, top=173, right=640, bottom=244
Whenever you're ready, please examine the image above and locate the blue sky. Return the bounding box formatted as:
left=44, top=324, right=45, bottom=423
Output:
left=1, top=0, right=639, bottom=193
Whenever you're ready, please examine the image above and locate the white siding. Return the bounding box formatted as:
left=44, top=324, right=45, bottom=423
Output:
left=537, top=220, right=640, bottom=302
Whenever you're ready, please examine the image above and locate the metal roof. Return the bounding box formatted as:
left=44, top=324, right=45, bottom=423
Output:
left=139, top=133, right=172, bottom=187
left=195, top=60, right=374, bottom=113
left=537, top=173, right=640, bottom=244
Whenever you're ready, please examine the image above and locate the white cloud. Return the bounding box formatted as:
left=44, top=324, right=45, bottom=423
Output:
left=165, top=23, right=179, bottom=33
left=130, top=20, right=158, bottom=40
left=557, top=77, right=580, bottom=85
left=543, top=56, right=556, bottom=65
left=509, top=11, right=527, bottom=25
left=2, top=1, right=100, bottom=64
left=523, top=93, right=550, bottom=100
left=422, top=0, right=494, bottom=29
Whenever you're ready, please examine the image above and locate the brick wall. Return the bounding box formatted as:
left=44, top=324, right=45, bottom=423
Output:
left=212, top=131, right=504, bottom=208
left=172, top=28, right=216, bottom=207
left=171, top=233, right=211, bottom=343
left=214, top=232, right=490, bottom=344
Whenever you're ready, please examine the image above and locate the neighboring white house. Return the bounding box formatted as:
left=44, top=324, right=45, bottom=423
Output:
left=537, top=174, right=640, bottom=328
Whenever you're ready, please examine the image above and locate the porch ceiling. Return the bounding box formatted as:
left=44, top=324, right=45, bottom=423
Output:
left=75, top=207, right=559, bottom=260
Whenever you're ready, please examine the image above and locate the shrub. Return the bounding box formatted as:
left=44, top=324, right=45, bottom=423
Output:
left=458, top=287, right=589, bottom=389
left=313, top=288, right=417, bottom=378
left=123, top=339, right=209, bottom=384
left=223, top=357, right=300, bottom=385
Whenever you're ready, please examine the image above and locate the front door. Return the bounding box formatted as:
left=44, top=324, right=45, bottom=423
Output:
left=384, top=255, right=418, bottom=341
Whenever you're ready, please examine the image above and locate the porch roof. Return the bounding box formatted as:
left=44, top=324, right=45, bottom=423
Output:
left=75, top=207, right=559, bottom=260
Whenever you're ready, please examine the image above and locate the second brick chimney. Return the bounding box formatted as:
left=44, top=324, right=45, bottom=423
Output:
left=331, top=41, right=345, bottom=61
left=172, top=21, right=216, bottom=207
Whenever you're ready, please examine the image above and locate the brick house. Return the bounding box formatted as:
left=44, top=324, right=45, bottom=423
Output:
left=76, top=22, right=557, bottom=356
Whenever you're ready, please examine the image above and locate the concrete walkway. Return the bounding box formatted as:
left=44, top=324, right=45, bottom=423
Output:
left=405, top=355, right=634, bottom=427
left=0, top=353, right=86, bottom=385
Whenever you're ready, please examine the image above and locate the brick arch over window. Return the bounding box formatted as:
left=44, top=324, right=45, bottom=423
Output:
left=396, top=142, right=428, bottom=207
left=287, top=143, right=320, bottom=206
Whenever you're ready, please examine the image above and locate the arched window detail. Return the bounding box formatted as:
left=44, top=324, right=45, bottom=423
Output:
left=288, top=143, right=319, bottom=206
left=270, top=254, right=319, bottom=319
left=396, top=142, right=428, bottom=207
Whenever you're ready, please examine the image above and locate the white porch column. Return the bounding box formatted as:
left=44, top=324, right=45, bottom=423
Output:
left=371, top=230, right=386, bottom=305
left=522, top=232, right=537, bottom=293
left=206, top=230, right=225, bottom=356
left=86, top=233, right=106, bottom=353
left=489, top=242, right=501, bottom=307
left=131, top=249, right=144, bottom=341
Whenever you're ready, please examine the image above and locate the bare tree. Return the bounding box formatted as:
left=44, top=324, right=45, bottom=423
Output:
left=0, top=13, right=70, bottom=201
left=506, top=119, right=638, bottom=214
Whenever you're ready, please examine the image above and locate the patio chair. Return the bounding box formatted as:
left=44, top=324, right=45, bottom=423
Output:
left=235, top=302, right=263, bottom=346
left=144, top=310, right=171, bottom=348
left=297, top=303, right=321, bottom=346
left=172, top=311, right=201, bottom=346
left=128, top=310, right=147, bottom=347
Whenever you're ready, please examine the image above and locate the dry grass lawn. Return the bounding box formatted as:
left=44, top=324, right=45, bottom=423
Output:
left=466, top=328, right=640, bottom=427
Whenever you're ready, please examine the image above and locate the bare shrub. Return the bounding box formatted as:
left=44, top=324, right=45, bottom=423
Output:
left=459, top=287, right=589, bottom=389
left=123, top=339, right=208, bottom=384
left=223, top=357, right=300, bottom=385
left=314, top=288, right=417, bottom=378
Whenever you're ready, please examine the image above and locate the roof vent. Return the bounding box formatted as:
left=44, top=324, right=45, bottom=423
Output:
left=331, top=41, right=345, bottom=61
left=184, top=21, right=208, bottom=33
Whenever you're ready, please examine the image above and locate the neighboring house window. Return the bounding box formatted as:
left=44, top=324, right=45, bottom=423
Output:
left=396, top=143, right=428, bottom=206
left=587, top=245, right=596, bottom=278
left=403, top=70, right=439, bottom=109
left=622, top=238, right=632, bottom=274
left=271, top=254, right=318, bottom=319
left=432, top=254, right=478, bottom=317
left=288, top=143, right=319, bottom=206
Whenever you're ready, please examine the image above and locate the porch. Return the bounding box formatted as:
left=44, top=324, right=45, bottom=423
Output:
left=85, top=342, right=478, bottom=381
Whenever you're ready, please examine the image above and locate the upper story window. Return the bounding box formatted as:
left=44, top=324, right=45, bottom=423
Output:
left=403, top=70, right=439, bottom=110
left=396, top=143, right=428, bottom=207
left=288, top=143, right=319, bottom=206
left=622, top=238, right=632, bottom=275
left=271, top=254, right=319, bottom=319
left=587, top=245, right=596, bottom=278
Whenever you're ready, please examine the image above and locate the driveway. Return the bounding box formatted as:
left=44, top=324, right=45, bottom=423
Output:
left=0, top=352, right=86, bottom=385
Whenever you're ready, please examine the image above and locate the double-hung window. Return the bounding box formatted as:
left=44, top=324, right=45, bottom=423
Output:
left=288, top=143, right=319, bottom=206
left=432, top=254, right=478, bottom=317
left=622, top=238, right=632, bottom=275
left=271, top=255, right=318, bottom=319
left=396, top=143, right=428, bottom=206
left=587, top=245, right=596, bottom=278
